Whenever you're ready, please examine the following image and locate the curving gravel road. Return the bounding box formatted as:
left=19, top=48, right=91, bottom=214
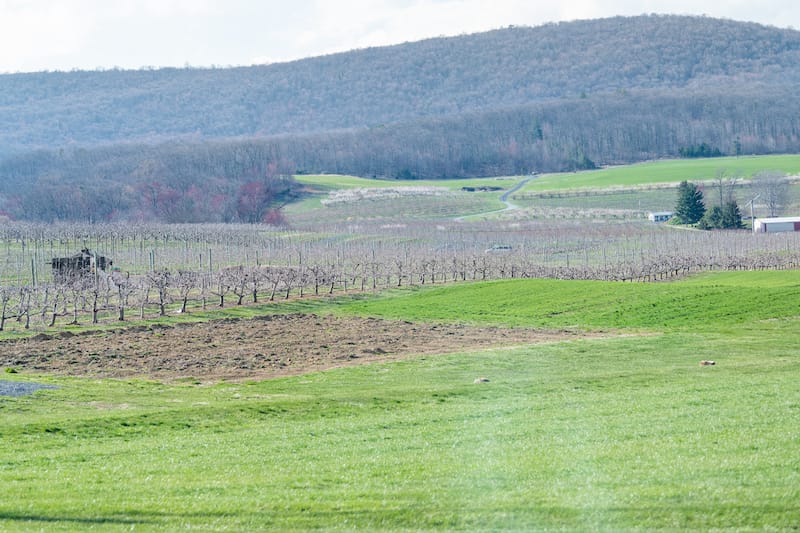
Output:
left=499, top=175, right=535, bottom=206
left=454, top=175, right=536, bottom=222
left=0, top=380, right=57, bottom=397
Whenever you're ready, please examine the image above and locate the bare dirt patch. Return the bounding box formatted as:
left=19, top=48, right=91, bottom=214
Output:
left=0, top=314, right=600, bottom=381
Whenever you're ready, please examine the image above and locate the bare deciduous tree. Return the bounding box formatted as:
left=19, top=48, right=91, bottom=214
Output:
left=112, top=271, right=135, bottom=321
left=211, top=269, right=233, bottom=307
left=712, top=169, right=741, bottom=207
left=229, top=266, right=249, bottom=305
left=0, top=285, right=12, bottom=332
left=753, top=171, right=791, bottom=217
left=147, top=269, right=172, bottom=316
left=174, top=270, right=198, bottom=313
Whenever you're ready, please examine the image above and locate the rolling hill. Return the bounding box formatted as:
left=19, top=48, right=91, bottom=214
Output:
left=2, top=14, right=800, bottom=149
left=2, top=14, right=800, bottom=221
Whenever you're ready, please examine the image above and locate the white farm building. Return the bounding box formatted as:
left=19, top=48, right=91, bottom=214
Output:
left=648, top=211, right=673, bottom=222
left=753, top=217, right=800, bottom=233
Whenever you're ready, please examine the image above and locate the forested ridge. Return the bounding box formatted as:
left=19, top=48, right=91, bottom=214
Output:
left=3, top=14, right=800, bottom=222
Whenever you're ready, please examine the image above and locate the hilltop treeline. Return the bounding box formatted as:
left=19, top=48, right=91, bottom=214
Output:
left=4, top=14, right=800, bottom=221
left=2, top=15, right=800, bottom=150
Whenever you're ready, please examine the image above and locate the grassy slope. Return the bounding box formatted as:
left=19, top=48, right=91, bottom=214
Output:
left=332, top=271, right=800, bottom=330
left=295, top=155, right=800, bottom=195
left=2, top=271, right=800, bottom=531
left=521, top=154, right=800, bottom=191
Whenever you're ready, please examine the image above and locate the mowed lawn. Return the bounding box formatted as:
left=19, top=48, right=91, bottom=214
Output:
left=2, top=272, right=800, bottom=531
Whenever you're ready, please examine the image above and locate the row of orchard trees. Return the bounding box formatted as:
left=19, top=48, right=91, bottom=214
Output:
left=3, top=233, right=800, bottom=332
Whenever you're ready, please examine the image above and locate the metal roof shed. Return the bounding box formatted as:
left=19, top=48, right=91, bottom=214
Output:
left=753, top=217, right=800, bottom=233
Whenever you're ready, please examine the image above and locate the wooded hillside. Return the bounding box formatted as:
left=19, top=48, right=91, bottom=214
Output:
left=2, top=14, right=800, bottom=221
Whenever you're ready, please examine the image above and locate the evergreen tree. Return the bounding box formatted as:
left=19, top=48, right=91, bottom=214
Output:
left=720, top=201, right=744, bottom=229
left=698, top=201, right=744, bottom=230
left=674, top=181, right=706, bottom=224
left=698, top=206, right=722, bottom=230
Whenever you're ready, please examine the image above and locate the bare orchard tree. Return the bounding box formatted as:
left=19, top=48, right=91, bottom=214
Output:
left=296, top=265, right=310, bottom=298
left=13, top=286, right=33, bottom=330
left=327, top=261, right=340, bottom=294
left=248, top=266, right=266, bottom=303
left=80, top=272, right=115, bottom=324
left=393, top=257, right=406, bottom=287
left=752, top=171, right=791, bottom=217
left=210, top=269, right=233, bottom=308
left=135, top=275, right=152, bottom=320
left=147, top=269, right=172, bottom=316
left=346, top=262, right=362, bottom=292
left=264, top=266, right=283, bottom=301
left=22, top=287, right=36, bottom=329
left=448, top=255, right=463, bottom=282
left=174, top=270, right=198, bottom=313
left=100, top=272, right=116, bottom=313
left=0, top=285, right=12, bottom=332
left=36, top=285, right=51, bottom=326
left=199, top=272, right=213, bottom=310
left=282, top=266, right=299, bottom=299
left=111, top=271, right=136, bottom=321
left=229, top=266, right=249, bottom=305
left=89, top=276, right=103, bottom=324
left=308, top=263, right=326, bottom=296
left=65, top=273, right=91, bottom=325
left=42, top=283, right=62, bottom=328
left=368, top=253, right=383, bottom=290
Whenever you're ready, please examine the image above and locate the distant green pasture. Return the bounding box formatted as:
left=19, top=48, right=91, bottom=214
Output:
left=521, top=154, right=800, bottom=191
left=3, top=271, right=800, bottom=531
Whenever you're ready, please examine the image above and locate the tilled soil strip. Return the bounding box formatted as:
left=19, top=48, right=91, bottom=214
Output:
left=0, top=313, right=597, bottom=381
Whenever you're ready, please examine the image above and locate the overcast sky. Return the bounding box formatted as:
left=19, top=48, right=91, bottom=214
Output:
left=2, top=0, right=800, bottom=73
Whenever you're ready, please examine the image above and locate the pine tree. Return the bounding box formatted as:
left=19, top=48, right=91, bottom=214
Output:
left=698, top=201, right=744, bottom=230
left=698, top=206, right=723, bottom=230
left=674, top=181, right=706, bottom=224
left=720, top=201, right=744, bottom=229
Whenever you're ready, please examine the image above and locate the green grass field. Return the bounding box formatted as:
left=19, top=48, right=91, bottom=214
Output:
left=520, top=154, right=800, bottom=192
left=289, top=155, right=800, bottom=223
left=295, top=155, right=800, bottom=196
left=332, top=271, right=800, bottom=330
left=2, top=271, right=800, bottom=531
